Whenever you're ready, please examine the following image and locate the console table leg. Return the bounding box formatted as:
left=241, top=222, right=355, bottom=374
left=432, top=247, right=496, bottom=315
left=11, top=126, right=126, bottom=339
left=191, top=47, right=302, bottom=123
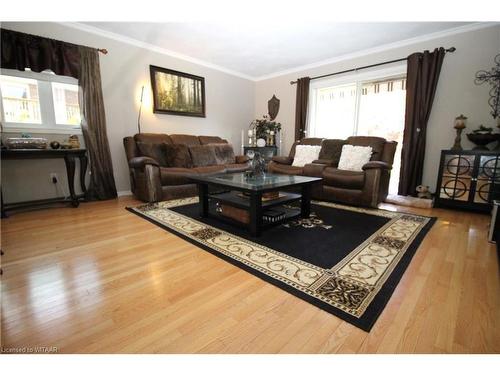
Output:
left=1, top=188, right=6, bottom=218
left=79, top=155, right=88, bottom=195
left=64, top=155, right=79, bottom=207
left=301, top=184, right=312, bottom=218
left=249, top=192, right=263, bottom=237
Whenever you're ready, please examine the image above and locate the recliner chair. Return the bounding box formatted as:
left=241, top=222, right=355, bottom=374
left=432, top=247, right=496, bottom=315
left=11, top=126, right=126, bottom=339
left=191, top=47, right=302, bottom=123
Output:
left=268, top=136, right=397, bottom=208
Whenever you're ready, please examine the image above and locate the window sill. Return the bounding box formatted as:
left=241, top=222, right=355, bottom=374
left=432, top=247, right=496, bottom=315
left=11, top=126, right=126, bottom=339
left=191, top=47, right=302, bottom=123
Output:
left=1, top=123, right=82, bottom=135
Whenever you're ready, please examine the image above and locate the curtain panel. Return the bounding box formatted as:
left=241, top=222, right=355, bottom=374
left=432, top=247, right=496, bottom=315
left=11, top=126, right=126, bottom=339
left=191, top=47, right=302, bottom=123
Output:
left=294, top=77, right=311, bottom=141
left=0, top=28, right=117, bottom=200
left=398, top=47, right=445, bottom=196
left=1, top=28, right=80, bottom=79
left=78, top=46, right=117, bottom=200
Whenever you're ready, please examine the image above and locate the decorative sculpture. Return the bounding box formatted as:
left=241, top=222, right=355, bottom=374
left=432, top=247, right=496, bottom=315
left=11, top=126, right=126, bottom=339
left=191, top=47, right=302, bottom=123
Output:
left=267, top=95, right=280, bottom=121
left=475, top=54, right=500, bottom=119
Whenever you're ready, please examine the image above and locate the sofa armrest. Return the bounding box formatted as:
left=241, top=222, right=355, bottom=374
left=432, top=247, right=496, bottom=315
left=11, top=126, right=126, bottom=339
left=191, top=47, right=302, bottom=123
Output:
left=362, top=161, right=392, bottom=171
left=128, top=156, right=159, bottom=169
left=312, top=159, right=335, bottom=166
left=235, top=155, right=249, bottom=164
left=271, top=156, right=293, bottom=165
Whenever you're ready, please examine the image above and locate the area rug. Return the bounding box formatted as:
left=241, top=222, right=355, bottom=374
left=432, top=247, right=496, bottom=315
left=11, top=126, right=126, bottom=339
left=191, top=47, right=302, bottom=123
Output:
left=127, top=198, right=436, bottom=331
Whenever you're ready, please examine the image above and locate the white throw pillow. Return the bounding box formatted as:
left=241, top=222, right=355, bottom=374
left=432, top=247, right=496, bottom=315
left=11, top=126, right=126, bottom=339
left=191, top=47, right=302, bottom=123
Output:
left=292, top=145, right=322, bottom=167
left=338, top=145, right=373, bottom=172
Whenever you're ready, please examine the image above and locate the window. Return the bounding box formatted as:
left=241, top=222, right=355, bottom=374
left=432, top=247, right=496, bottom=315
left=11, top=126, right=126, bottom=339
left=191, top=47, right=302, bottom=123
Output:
left=0, top=69, right=81, bottom=133
left=0, top=76, right=41, bottom=124
left=308, top=65, right=406, bottom=194
left=52, top=82, right=81, bottom=125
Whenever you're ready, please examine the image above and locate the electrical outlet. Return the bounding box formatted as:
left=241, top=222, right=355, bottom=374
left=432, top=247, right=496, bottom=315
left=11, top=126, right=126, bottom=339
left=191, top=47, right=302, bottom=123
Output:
left=49, top=173, right=58, bottom=184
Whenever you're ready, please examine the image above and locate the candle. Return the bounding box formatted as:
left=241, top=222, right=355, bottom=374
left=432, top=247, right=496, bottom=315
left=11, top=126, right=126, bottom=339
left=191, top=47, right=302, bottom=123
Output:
left=248, top=129, right=253, bottom=137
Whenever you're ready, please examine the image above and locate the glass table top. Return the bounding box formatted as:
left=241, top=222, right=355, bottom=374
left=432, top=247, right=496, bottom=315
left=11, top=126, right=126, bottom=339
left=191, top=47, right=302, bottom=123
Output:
left=190, top=172, right=322, bottom=191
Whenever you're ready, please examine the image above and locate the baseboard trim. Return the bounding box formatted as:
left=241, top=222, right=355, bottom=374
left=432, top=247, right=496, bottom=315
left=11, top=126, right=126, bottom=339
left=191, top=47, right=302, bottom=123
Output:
left=117, top=190, right=133, bottom=197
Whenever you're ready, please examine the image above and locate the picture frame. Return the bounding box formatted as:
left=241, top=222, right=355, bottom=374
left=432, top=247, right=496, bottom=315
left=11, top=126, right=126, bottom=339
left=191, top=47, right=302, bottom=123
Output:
left=149, top=65, right=206, bottom=117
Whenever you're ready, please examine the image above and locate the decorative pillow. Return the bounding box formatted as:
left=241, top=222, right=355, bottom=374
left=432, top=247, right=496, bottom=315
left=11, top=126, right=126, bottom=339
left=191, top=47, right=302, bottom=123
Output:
left=136, top=142, right=168, bottom=167
left=213, top=144, right=236, bottom=165
left=164, top=144, right=193, bottom=168
left=338, top=145, right=373, bottom=172
left=318, top=139, right=347, bottom=166
left=292, top=145, right=322, bottom=167
left=189, top=145, right=218, bottom=167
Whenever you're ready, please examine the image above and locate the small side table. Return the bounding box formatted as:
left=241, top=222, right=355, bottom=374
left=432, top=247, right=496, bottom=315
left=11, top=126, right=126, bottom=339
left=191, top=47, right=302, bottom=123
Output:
left=1, top=148, right=88, bottom=217
left=243, top=146, right=278, bottom=163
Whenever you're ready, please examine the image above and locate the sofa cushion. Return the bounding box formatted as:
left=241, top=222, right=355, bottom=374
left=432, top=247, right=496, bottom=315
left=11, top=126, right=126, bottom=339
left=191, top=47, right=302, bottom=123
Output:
left=192, top=165, right=226, bottom=174
left=318, top=139, right=346, bottom=167
left=199, top=136, right=228, bottom=145
left=160, top=167, right=193, bottom=185
left=338, top=145, right=372, bottom=172
left=134, top=133, right=172, bottom=145
left=189, top=145, right=218, bottom=167
left=347, top=136, right=386, bottom=161
left=224, top=163, right=249, bottom=173
left=213, top=144, right=236, bottom=165
left=136, top=142, right=168, bottom=167
left=292, top=145, right=322, bottom=167
left=164, top=144, right=193, bottom=168
left=170, top=134, right=201, bottom=146
left=268, top=162, right=304, bottom=176
left=323, top=168, right=365, bottom=189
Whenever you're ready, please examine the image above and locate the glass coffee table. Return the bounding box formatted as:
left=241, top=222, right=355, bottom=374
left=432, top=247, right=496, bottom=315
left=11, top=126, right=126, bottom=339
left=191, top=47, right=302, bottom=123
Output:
left=189, top=172, right=322, bottom=236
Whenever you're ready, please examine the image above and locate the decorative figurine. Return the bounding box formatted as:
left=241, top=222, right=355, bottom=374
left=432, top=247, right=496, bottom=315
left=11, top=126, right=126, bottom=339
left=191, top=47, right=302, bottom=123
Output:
left=68, top=135, right=80, bottom=149
left=451, top=114, right=467, bottom=150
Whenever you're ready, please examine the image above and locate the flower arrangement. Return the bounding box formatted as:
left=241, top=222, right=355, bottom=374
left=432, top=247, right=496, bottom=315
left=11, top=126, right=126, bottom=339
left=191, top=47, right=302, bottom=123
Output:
left=250, top=115, right=281, bottom=140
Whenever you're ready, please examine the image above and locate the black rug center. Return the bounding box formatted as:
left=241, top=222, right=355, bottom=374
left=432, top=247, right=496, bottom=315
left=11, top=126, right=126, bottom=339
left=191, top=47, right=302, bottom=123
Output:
left=170, top=203, right=390, bottom=269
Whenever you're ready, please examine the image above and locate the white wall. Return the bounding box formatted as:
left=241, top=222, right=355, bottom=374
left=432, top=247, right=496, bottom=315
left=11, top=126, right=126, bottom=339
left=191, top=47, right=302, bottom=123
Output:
left=1, top=22, right=255, bottom=203
left=2, top=23, right=498, bottom=202
left=255, top=25, right=500, bottom=192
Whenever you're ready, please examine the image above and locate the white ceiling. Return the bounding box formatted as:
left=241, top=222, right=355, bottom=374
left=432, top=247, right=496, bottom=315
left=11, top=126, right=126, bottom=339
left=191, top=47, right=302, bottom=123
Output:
left=84, top=22, right=472, bottom=79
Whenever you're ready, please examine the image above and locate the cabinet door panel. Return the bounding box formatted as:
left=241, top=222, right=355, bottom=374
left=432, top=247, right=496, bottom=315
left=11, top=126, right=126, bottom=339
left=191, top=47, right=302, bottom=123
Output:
left=439, top=154, right=474, bottom=201
left=474, top=155, right=500, bottom=203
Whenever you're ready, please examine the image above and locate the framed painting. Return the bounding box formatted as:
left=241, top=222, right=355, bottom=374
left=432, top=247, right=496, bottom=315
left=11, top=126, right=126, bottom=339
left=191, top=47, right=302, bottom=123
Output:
left=149, top=65, right=206, bottom=117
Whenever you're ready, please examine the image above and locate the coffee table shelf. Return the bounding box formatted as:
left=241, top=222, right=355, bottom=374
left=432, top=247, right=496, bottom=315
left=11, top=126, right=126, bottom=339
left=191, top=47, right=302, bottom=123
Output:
left=208, top=191, right=301, bottom=210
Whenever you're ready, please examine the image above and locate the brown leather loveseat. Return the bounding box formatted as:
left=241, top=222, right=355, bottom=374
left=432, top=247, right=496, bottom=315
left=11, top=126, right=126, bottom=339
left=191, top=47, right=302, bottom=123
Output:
left=123, top=133, right=249, bottom=202
left=268, top=136, right=397, bottom=207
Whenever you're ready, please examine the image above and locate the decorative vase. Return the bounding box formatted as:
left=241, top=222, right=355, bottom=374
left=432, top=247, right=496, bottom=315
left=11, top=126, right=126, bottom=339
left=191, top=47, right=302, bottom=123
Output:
left=256, top=138, right=266, bottom=147
left=466, top=133, right=497, bottom=150
left=451, top=114, right=467, bottom=151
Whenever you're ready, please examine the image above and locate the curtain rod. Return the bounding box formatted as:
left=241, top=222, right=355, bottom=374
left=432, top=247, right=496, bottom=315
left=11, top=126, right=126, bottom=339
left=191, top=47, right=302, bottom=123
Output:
left=290, top=47, right=456, bottom=85
left=98, top=49, right=108, bottom=55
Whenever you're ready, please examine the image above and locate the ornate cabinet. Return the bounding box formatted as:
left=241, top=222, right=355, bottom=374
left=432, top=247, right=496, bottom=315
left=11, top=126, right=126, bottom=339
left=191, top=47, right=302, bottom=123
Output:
left=435, top=150, right=500, bottom=212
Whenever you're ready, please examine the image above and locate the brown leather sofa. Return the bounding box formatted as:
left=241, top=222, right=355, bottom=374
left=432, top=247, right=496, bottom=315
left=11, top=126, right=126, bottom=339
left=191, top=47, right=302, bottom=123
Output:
left=268, top=136, right=397, bottom=208
left=123, top=133, right=249, bottom=202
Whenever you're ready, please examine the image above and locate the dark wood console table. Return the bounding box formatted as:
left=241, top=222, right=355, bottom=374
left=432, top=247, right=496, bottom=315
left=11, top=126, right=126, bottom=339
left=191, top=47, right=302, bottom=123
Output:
left=1, top=148, right=88, bottom=217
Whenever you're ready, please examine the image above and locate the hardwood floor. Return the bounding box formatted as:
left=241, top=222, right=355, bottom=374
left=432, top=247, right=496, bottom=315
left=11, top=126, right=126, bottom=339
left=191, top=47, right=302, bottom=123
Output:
left=1, top=196, right=499, bottom=353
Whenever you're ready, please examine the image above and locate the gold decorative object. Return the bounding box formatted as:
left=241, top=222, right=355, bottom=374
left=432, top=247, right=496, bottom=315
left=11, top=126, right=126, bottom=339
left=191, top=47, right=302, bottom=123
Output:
left=68, top=135, right=80, bottom=149
left=451, top=114, right=467, bottom=151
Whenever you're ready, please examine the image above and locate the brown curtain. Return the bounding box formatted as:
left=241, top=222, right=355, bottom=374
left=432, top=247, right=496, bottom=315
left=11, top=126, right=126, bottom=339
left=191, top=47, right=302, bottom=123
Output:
left=1, top=28, right=80, bottom=79
left=0, top=28, right=117, bottom=200
left=398, top=48, right=445, bottom=196
left=294, top=77, right=311, bottom=141
left=79, top=46, right=117, bottom=200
